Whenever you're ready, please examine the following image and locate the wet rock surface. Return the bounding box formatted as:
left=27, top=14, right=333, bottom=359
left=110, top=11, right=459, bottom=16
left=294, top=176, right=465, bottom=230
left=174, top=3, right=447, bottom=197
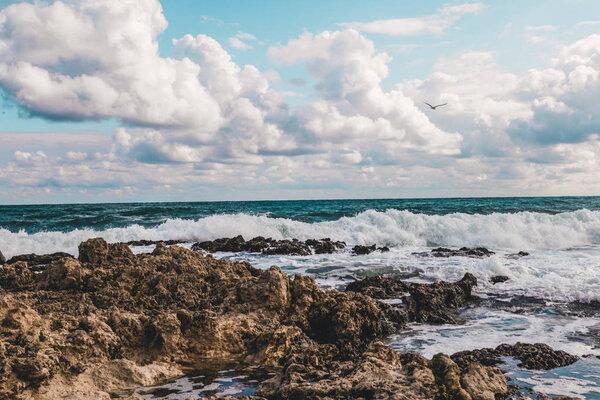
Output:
left=126, top=239, right=185, bottom=246
left=351, top=244, right=390, bottom=255
left=0, top=238, right=577, bottom=399
left=451, top=342, right=579, bottom=371
left=413, top=247, right=496, bottom=258
left=191, top=235, right=346, bottom=256
left=490, top=275, right=510, bottom=284
left=345, top=275, right=409, bottom=299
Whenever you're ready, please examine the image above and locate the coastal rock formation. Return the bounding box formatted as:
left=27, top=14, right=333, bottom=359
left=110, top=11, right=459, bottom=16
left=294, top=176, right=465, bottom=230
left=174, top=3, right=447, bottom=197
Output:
left=345, top=276, right=409, bottom=299
left=191, top=235, right=346, bottom=256
left=490, top=275, right=510, bottom=284
left=0, top=250, right=5, bottom=264
left=403, top=273, right=478, bottom=324
left=451, top=342, right=579, bottom=371
left=413, top=247, right=496, bottom=258
left=0, top=238, right=570, bottom=399
left=351, top=244, right=390, bottom=255
left=345, top=273, right=477, bottom=324
left=6, top=252, right=74, bottom=268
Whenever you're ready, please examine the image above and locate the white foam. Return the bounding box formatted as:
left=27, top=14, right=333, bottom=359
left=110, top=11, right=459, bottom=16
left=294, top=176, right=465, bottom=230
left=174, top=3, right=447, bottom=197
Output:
left=2, top=208, right=600, bottom=258
left=387, top=308, right=600, bottom=358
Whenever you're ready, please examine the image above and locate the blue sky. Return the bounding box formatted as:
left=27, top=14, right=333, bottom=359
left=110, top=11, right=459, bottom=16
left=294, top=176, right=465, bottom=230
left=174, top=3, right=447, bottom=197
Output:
left=0, top=0, right=599, bottom=203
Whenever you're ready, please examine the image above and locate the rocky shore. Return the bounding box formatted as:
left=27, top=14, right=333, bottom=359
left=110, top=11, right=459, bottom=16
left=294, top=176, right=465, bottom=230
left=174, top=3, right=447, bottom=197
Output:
left=0, top=239, right=579, bottom=399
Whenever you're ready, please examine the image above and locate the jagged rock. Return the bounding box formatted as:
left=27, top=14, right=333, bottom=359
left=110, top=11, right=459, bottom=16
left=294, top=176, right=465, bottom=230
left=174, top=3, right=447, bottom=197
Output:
left=451, top=342, right=578, bottom=371
left=403, top=273, right=478, bottom=324
left=6, top=252, right=74, bottom=268
left=460, top=362, right=508, bottom=400
left=0, top=240, right=520, bottom=400
left=351, top=244, right=390, bottom=255
left=413, top=247, right=495, bottom=259
left=41, top=258, right=90, bottom=291
left=191, top=235, right=346, bottom=256
left=345, top=275, right=409, bottom=299
left=490, top=275, right=509, bottom=284
left=0, top=250, right=5, bottom=264
left=0, top=261, right=33, bottom=290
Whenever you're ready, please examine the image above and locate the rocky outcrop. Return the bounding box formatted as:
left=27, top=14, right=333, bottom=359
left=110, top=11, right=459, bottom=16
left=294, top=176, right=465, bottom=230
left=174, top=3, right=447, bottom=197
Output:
left=191, top=235, right=346, bottom=256
left=0, top=238, right=559, bottom=400
left=6, top=252, right=74, bottom=268
left=345, top=276, right=409, bottom=299
left=490, top=275, right=509, bottom=284
left=451, top=342, right=578, bottom=371
left=403, top=273, right=478, bottom=324
left=351, top=244, right=390, bottom=255
left=0, top=250, right=5, bottom=265
left=413, top=247, right=496, bottom=258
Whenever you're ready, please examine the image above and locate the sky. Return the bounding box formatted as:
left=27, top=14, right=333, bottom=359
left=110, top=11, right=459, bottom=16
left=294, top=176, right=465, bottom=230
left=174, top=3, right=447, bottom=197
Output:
left=0, top=0, right=599, bottom=204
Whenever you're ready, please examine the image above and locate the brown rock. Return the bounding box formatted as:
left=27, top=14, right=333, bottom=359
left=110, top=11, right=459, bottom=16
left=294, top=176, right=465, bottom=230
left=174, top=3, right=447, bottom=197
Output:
left=461, top=363, right=507, bottom=400
left=78, top=238, right=109, bottom=265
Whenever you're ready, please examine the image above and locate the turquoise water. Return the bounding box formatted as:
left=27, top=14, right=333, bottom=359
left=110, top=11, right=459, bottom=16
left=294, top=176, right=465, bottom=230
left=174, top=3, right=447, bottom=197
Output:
left=1, top=196, right=599, bottom=233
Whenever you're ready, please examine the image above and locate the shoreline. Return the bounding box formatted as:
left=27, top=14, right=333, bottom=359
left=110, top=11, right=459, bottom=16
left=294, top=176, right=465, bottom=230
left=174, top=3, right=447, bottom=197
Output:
left=0, top=238, right=588, bottom=399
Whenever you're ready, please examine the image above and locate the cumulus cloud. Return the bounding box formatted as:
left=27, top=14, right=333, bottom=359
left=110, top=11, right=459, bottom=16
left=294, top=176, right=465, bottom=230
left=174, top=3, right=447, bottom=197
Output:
left=339, top=2, right=485, bottom=36
left=229, top=37, right=252, bottom=50
left=269, top=29, right=463, bottom=155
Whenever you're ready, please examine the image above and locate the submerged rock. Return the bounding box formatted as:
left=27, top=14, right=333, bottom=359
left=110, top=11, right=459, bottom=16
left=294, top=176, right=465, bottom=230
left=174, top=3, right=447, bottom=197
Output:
left=413, top=247, right=496, bottom=259
left=490, top=275, right=509, bottom=284
left=505, top=251, right=530, bottom=259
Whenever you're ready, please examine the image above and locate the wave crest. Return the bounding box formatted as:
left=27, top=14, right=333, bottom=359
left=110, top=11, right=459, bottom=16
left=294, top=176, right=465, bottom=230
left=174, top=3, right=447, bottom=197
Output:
left=1, top=209, right=600, bottom=257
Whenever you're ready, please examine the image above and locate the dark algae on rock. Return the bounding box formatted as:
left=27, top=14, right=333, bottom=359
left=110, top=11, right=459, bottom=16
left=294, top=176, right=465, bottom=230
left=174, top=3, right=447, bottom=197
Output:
left=0, top=238, right=577, bottom=399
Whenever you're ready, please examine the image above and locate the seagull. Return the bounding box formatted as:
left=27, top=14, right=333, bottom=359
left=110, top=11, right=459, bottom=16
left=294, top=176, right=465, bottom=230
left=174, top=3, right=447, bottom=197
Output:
left=424, top=102, right=447, bottom=110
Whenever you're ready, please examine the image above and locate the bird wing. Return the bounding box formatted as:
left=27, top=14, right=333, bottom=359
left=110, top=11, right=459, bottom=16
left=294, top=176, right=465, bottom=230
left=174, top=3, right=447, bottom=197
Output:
left=424, top=102, right=433, bottom=108
left=434, top=103, right=447, bottom=108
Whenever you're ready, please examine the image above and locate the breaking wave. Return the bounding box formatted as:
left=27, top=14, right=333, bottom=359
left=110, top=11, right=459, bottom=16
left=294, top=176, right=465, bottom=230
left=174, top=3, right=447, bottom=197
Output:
left=1, top=208, right=600, bottom=257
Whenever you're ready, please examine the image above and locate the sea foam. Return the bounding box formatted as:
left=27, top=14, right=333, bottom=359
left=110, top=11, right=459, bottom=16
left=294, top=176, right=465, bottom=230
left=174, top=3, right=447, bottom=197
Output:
left=1, top=208, right=600, bottom=257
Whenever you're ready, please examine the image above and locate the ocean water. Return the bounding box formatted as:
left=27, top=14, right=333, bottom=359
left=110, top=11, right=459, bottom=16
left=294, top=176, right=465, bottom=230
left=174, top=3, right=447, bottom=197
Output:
left=2, top=196, right=600, bottom=398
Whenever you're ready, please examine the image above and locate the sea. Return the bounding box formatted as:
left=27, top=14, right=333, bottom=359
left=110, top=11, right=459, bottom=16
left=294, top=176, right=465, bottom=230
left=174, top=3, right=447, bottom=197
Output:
left=2, top=196, right=600, bottom=399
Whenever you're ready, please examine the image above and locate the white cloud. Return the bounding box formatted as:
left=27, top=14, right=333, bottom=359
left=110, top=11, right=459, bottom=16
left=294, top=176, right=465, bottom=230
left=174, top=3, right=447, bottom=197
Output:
left=13, top=151, right=47, bottom=165
left=575, top=20, right=600, bottom=27
left=66, top=151, right=88, bottom=161
left=270, top=29, right=462, bottom=155
left=526, top=25, right=557, bottom=32
left=229, top=37, right=252, bottom=50
left=236, top=32, right=257, bottom=41
left=339, top=2, right=484, bottom=36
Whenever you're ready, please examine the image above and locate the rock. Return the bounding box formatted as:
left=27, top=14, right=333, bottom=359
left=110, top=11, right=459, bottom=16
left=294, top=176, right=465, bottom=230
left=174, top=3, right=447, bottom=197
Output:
left=126, top=239, right=183, bottom=246
left=0, top=250, right=5, bottom=264
left=191, top=235, right=346, bottom=256
left=352, top=244, right=377, bottom=255
left=78, top=238, right=134, bottom=266
left=41, top=258, right=89, bottom=290
left=506, top=251, right=530, bottom=259
left=452, top=342, right=578, bottom=371
left=0, top=240, right=515, bottom=400
left=0, top=261, right=34, bottom=290
left=6, top=252, right=74, bottom=268
left=414, top=247, right=495, bottom=259
left=345, top=275, right=408, bottom=299
left=430, top=354, right=471, bottom=400
left=460, top=363, right=507, bottom=400
left=403, top=273, right=478, bottom=324
left=78, top=238, right=109, bottom=265
left=490, top=275, right=509, bottom=284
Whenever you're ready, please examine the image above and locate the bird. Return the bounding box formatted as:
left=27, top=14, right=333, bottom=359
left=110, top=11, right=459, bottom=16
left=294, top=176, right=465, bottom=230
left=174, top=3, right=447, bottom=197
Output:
left=424, top=102, right=447, bottom=110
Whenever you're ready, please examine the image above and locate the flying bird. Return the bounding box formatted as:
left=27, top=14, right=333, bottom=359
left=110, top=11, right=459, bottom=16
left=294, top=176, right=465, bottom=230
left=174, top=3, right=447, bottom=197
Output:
left=424, top=102, right=447, bottom=110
